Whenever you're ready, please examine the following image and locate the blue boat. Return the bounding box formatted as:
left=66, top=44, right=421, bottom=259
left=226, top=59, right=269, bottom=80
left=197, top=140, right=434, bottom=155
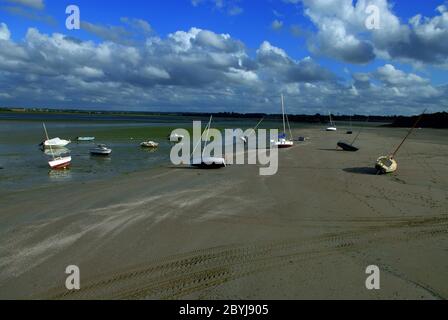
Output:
left=77, top=137, right=95, bottom=142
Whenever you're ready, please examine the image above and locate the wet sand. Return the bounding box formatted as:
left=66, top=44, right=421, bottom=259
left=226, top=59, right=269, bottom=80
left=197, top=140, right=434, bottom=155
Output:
left=0, top=127, right=447, bottom=299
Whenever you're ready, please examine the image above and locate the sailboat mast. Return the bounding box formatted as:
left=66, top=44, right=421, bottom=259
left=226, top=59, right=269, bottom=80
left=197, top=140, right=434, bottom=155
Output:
left=391, top=109, right=426, bottom=158
left=286, top=112, right=293, bottom=140
left=351, top=116, right=369, bottom=145
left=254, top=117, right=265, bottom=131
left=42, top=123, right=55, bottom=160
left=43, top=122, right=49, bottom=140
left=202, top=115, right=213, bottom=157
left=191, top=116, right=212, bottom=158
left=246, top=117, right=265, bottom=140
left=281, top=94, right=286, bottom=134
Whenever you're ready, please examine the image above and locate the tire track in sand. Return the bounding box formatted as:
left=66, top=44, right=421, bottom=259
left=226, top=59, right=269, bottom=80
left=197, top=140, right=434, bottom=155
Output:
left=43, top=215, right=448, bottom=300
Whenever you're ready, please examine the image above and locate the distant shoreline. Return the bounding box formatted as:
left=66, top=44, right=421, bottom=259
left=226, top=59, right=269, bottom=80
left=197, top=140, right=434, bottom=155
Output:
left=1, top=107, right=447, bottom=128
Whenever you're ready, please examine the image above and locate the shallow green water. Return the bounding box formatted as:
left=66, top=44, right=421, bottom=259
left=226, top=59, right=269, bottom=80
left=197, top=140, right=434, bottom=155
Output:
left=0, top=112, right=404, bottom=192
left=0, top=120, right=179, bottom=192
left=0, top=115, right=314, bottom=192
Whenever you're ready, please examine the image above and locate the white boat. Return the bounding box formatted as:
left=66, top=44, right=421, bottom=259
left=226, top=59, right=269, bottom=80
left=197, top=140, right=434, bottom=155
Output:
left=192, top=156, right=227, bottom=168
left=275, top=137, right=294, bottom=148
left=191, top=116, right=226, bottom=169
left=140, top=141, right=159, bottom=148
left=42, top=123, right=71, bottom=169
left=41, top=137, right=71, bottom=148
left=326, top=112, right=337, bottom=131
left=273, top=94, right=294, bottom=148
left=90, top=144, right=112, bottom=156
left=169, top=133, right=184, bottom=142
left=77, top=137, right=95, bottom=142
left=49, top=156, right=72, bottom=169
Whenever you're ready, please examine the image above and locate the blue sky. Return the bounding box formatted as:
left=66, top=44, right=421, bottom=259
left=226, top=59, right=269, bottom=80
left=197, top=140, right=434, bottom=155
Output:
left=1, top=0, right=448, bottom=115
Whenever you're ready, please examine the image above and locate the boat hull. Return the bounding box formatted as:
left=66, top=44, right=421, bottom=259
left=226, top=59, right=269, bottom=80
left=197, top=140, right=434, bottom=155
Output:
left=90, top=144, right=112, bottom=156
left=42, top=138, right=71, bottom=148
left=375, top=156, right=397, bottom=174
left=326, top=127, right=337, bottom=132
left=277, top=143, right=294, bottom=149
left=141, top=141, right=159, bottom=148
left=77, top=137, right=95, bottom=142
left=274, top=140, right=294, bottom=148
left=337, top=141, right=359, bottom=152
left=191, top=157, right=226, bottom=169
left=49, top=156, right=71, bottom=169
left=90, top=150, right=112, bottom=156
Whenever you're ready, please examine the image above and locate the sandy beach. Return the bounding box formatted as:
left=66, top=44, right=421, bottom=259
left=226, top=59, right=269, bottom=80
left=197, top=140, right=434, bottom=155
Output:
left=0, top=127, right=447, bottom=300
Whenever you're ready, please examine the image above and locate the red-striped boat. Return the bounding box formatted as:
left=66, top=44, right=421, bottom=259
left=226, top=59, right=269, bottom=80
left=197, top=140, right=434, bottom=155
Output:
left=49, top=156, right=72, bottom=169
left=43, top=123, right=71, bottom=170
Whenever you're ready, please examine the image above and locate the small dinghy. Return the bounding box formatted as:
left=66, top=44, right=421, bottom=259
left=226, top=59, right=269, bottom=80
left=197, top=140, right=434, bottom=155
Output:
left=90, top=144, right=112, bottom=156
left=77, top=137, right=95, bottom=142
left=140, top=141, right=159, bottom=148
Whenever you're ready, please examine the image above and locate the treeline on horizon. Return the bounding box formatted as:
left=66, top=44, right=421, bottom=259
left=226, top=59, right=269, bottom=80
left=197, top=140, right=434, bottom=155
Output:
left=1, top=107, right=447, bottom=128
left=385, top=112, right=448, bottom=129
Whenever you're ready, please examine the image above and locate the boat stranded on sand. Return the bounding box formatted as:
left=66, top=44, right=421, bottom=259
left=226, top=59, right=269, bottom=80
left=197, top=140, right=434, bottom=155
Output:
left=326, top=112, right=337, bottom=132
left=191, top=116, right=226, bottom=169
left=337, top=117, right=369, bottom=152
left=272, top=94, right=294, bottom=149
left=191, top=156, right=226, bottom=169
left=337, top=141, right=359, bottom=152
left=375, top=156, right=398, bottom=174
left=375, top=109, right=426, bottom=174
